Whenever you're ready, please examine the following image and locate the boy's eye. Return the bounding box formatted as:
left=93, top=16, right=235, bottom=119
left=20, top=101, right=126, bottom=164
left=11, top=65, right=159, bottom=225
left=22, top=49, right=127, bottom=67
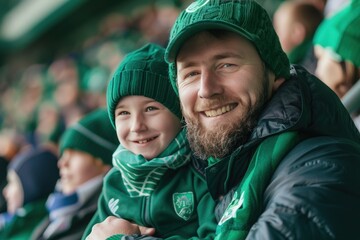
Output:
left=146, top=106, right=159, bottom=112
left=118, top=111, right=130, bottom=115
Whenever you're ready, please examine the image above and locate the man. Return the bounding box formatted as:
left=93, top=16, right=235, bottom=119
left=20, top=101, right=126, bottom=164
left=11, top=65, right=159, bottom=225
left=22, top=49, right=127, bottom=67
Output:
left=86, top=0, right=360, bottom=239
left=166, top=0, right=360, bottom=239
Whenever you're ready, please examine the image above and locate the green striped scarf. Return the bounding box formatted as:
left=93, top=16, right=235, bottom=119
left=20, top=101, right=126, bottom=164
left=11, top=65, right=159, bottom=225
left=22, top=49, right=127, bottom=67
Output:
left=112, top=129, right=191, bottom=197
left=214, top=131, right=302, bottom=239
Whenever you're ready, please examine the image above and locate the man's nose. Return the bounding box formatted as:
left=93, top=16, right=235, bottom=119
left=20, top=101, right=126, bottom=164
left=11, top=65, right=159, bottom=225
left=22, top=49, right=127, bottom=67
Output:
left=198, top=69, right=223, bottom=98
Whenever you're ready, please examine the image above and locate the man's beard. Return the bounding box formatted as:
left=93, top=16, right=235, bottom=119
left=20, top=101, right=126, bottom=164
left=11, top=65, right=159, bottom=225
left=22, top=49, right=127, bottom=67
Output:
left=184, top=69, right=270, bottom=160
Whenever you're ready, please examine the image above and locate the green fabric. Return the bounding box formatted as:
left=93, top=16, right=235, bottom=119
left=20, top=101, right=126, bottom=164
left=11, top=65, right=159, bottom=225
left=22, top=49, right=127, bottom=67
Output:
left=107, top=43, right=182, bottom=127
left=0, top=200, right=48, bottom=240
left=313, top=1, right=360, bottom=67
left=214, top=131, right=301, bottom=239
left=106, top=235, right=121, bottom=240
left=112, top=129, right=191, bottom=197
left=82, top=163, right=217, bottom=239
left=165, top=0, right=290, bottom=95
left=59, top=108, right=118, bottom=165
left=288, top=38, right=312, bottom=64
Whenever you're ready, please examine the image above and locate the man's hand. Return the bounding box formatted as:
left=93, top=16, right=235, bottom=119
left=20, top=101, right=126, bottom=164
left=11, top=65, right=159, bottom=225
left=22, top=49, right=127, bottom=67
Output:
left=86, top=216, right=155, bottom=239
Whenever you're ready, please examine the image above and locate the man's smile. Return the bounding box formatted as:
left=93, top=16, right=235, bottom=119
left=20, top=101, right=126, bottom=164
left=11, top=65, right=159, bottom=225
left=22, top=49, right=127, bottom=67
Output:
left=203, top=103, right=237, bottom=117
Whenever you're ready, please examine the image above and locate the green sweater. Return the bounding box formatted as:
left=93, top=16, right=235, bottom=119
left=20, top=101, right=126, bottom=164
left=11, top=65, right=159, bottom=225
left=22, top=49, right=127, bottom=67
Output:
left=0, top=199, right=48, bottom=240
left=82, top=163, right=217, bottom=239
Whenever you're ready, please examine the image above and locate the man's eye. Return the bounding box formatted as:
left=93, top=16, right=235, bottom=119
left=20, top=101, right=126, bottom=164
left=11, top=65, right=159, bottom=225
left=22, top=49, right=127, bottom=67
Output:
left=179, top=71, right=199, bottom=82
left=222, top=63, right=234, bottom=68
left=186, top=72, right=199, bottom=78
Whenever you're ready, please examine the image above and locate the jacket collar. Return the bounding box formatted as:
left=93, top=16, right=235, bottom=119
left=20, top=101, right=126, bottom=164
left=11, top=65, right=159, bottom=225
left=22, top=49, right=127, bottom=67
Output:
left=206, top=65, right=360, bottom=199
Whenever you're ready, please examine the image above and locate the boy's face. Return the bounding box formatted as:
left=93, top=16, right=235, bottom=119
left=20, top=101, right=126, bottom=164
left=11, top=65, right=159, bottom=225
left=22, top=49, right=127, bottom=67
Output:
left=58, top=149, right=110, bottom=194
left=3, top=170, right=23, bottom=214
left=114, top=95, right=181, bottom=160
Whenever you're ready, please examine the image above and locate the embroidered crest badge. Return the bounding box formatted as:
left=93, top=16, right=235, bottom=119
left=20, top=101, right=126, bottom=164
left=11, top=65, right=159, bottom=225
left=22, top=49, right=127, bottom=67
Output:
left=173, top=192, right=194, bottom=221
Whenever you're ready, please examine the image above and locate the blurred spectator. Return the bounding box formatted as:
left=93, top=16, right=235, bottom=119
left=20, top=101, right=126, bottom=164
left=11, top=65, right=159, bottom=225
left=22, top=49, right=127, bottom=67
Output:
left=132, top=3, right=180, bottom=46
left=313, top=0, right=360, bottom=130
left=255, top=0, right=285, bottom=18
left=0, top=129, right=28, bottom=162
left=273, top=0, right=323, bottom=74
left=12, top=65, right=47, bottom=140
left=31, top=108, right=118, bottom=240
left=0, top=148, right=59, bottom=240
left=46, top=57, right=90, bottom=127
left=299, top=0, right=327, bottom=12
left=33, top=100, right=66, bottom=150
left=299, top=0, right=350, bottom=17
left=324, top=0, right=350, bottom=17
left=313, top=0, right=360, bottom=99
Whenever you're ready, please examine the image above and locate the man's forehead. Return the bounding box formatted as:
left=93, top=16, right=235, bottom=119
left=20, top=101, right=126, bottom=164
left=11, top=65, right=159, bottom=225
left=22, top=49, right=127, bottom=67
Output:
left=176, top=31, right=256, bottom=64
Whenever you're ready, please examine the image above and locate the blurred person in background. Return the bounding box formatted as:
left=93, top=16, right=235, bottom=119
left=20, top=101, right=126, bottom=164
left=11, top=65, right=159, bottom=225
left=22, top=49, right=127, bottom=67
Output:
left=313, top=0, right=360, bottom=129
left=33, top=100, right=65, bottom=147
left=11, top=64, right=48, bottom=145
left=313, top=0, right=360, bottom=99
left=0, top=129, right=29, bottom=215
left=31, top=108, right=118, bottom=240
left=323, top=0, right=350, bottom=17
left=46, top=57, right=91, bottom=127
left=0, top=148, right=59, bottom=240
left=299, top=0, right=349, bottom=17
left=133, top=3, right=180, bottom=46
left=273, top=0, right=323, bottom=74
left=299, top=0, right=327, bottom=12
left=255, top=0, right=285, bottom=18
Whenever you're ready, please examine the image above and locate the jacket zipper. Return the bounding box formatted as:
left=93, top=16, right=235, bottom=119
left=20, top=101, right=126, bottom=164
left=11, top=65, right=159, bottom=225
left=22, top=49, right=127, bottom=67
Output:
left=143, top=196, right=151, bottom=226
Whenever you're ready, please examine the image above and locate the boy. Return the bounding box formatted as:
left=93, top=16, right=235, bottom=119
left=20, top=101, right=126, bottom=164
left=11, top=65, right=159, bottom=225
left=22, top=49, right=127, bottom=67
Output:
left=83, top=43, right=217, bottom=239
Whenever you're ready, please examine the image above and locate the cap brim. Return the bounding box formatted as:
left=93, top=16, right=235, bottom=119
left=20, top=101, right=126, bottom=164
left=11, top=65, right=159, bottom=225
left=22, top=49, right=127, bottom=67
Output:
left=165, top=21, right=254, bottom=63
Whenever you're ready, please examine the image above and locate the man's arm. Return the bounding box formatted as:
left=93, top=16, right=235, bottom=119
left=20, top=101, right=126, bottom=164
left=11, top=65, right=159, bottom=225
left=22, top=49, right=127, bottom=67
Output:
left=243, top=137, right=360, bottom=239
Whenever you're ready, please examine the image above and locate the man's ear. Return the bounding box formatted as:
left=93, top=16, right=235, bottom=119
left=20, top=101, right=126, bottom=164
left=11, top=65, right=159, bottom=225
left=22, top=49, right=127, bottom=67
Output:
left=273, top=77, right=286, bottom=92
